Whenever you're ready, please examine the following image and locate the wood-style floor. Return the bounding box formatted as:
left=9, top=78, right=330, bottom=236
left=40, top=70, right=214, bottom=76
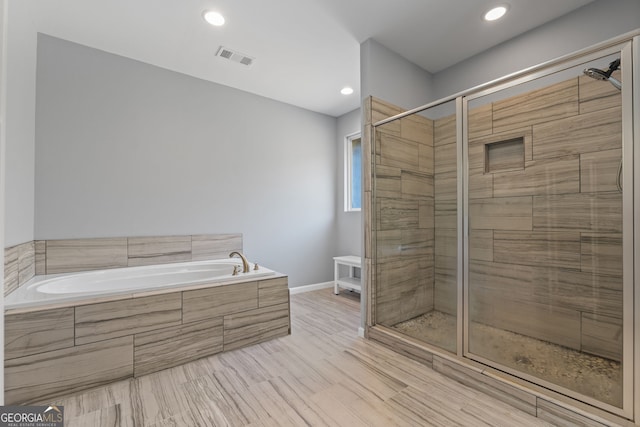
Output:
left=44, top=288, right=553, bottom=426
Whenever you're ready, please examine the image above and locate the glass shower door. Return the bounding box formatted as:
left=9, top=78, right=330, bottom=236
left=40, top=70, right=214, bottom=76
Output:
left=373, top=99, right=458, bottom=354
left=464, top=50, right=630, bottom=412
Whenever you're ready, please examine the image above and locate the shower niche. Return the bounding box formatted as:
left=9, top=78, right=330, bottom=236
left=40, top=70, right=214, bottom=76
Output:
left=365, top=34, right=636, bottom=424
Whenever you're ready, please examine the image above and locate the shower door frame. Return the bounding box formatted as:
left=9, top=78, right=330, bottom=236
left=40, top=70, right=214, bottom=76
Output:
left=461, top=40, right=635, bottom=419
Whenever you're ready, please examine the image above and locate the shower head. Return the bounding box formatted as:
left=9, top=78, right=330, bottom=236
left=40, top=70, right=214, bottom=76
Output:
left=583, top=67, right=609, bottom=81
left=582, top=58, right=621, bottom=90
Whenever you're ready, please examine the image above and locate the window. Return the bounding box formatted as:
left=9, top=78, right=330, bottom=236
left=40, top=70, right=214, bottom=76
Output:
left=345, top=133, right=362, bottom=211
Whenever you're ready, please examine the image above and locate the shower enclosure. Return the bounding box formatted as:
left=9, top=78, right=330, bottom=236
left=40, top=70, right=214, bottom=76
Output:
left=365, top=31, right=638, bottom=422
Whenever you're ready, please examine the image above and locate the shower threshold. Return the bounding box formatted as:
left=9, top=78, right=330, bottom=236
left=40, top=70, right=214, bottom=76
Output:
left=392, top=311, right=621, bottom=407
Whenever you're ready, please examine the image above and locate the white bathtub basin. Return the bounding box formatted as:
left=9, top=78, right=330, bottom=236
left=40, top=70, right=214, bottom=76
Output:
left=5, top=258, right=275, bottom=310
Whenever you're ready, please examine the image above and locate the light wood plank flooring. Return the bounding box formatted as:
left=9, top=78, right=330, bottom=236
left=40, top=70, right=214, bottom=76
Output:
left=41, top=289, right=552, bottom=426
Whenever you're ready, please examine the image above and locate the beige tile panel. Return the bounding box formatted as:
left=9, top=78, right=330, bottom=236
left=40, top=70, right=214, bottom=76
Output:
left=367, top=327, right=434, bottom=367
left=258, top=277, right=289, bottom=308
left=5, top=307, right=75, bottom=360
left=401, top=170, right=433, bottom=199
left=435, top=200, right=456, bottom=230
left=580, top=312, right=622, bottom=362
left=536, top=399, right=610, bottom=427
left=580, top=149, right=622, bottom=193
left=469, top=196, right=533, bottom=231
left=376, top=229, right=434, bottom=261
left=4, top=245, right=18, bottom=296
left=468, top=169, right=493, bottom=199
left=434, top=255, right=457, bottom=315
left=493, top=231, right=581, bottom=269
left=493, top=155, right=580, bottom=197
left=363, top=123, right=372, bottom=193
left=470, top=289, right=581, bottom=350
left=532, top=192, right=621, bottom=233
left=434, top=142, right=456, bottom=174
left=5, top=336, right=133, bottom=405
left=432, top=356, right=537, bottom=416
left=469, top=229, right=493, bottom=262
left=400, top=114, right=433, bottom=145
left=531, top=267, right=622, bottom=319
left=492, top=78, right=579, bottom=134
left=35, top=240, right=46, bottom=275
left=470, top=260, right=622, bottom=319
left=469, top=127, right=533, bottom=170
left=418, top=142, right=434, bottom=175
left=362, top=96, right=372, bottom=124
left=578, top=71, right=622, bottom=115
left=366, top=257, right=375, bottom=326
left=434, top=114, right=456, bottom=147
left=379, top=133, right=420, bottom=170
left=469, top=260, right=533, bottom=302
left=376, top=230, right=402, bottom=260
left=468, top=103, right=493, bottom=139
left=580, top=233, right=622, bottom=277
left=371, top=97, right=404, bottom=126
left=363, top=191, right=372, bottom=260
left=434, top=171, right=456, bottom=202
left=374, top=120, right=402, bottom=142
left=134, top=318, right=224, bottom=377
left=18, top=241, right=35, bottom=285
left=223, top=302, right=290, bottom=352
left=376, top=257, right=434, bottom=326
left=377, top=198, right=420, bottom=231
left=419, top=199, right=435, bottom=230
left=75, top=293, right=183, bottom=345
left=191, top=234, right=242, bottom=261
left=435, top=228, right=457, bottom=259
left=486, top=138, right=524, bottom=173
left=183, top=281, right=258, bottom=323
left=434, top=283, right=456, bottom=316
left=46, top=238, right=128, bottom=274
left=532, top=106, right=621, bottom=160
left=374, top=165, right=401, bottom=199
left=127, top=235, right=191, bottom=267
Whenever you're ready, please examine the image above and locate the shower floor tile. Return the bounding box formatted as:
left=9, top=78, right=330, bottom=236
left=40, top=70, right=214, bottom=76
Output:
left=392, top=311, right=621, bottom=408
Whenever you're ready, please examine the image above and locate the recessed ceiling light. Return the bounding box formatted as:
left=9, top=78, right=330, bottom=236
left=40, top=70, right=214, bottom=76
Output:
left=341, top=87, right=354, bottom=95
left=484, top=5, right=508, bottom=21
left=203, top=10, right=225, bottom=26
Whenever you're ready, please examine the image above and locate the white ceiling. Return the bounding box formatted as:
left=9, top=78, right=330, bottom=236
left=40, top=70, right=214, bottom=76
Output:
left=25, top=0, right=595, bottom=117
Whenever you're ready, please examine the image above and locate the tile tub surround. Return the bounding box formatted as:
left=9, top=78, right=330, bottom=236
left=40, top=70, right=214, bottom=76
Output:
left=4, top=233, right=242, bottom=295
left=4, top=241, right=36, bottom=296
left=4, top=275, right=290, bottom=405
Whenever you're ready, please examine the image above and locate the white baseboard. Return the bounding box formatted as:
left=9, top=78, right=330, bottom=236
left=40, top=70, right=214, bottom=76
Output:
left=289, top=281, right=334, bottom=295
left=358, top=327, right=365, bottom=338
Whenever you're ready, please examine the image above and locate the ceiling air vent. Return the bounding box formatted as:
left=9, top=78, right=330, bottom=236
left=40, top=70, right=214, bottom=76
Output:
left=216, top=46, right=254, bottom=66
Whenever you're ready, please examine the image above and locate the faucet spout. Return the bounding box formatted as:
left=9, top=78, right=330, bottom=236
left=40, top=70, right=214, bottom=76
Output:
left=229, top=251, right=250, bottom=273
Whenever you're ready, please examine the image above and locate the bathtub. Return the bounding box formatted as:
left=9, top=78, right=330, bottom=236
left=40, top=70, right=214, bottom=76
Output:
left=5, top=258, right=275, bottom=310
left=4, top=258, right=289, bottom=405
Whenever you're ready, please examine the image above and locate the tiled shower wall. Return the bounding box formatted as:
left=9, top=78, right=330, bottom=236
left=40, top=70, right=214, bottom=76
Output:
left=368, top=70, right=622, bottom=361
left=463, top=74, right=622, bottom=361
left=368, top=98, right=435, bottom=326
left=4, top=234, right=242, bottom=296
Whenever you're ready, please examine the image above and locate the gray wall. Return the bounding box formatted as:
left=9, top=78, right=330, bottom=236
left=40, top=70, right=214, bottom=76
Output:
left=432, top=0, right=640, bottom=99
left=335, top=107, right=361, bottom=257
left=3, top=0, right=36, bottom=246
left=35, top=35, right=338, bottom=287
left=360, top=38, right=433, bottom=112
